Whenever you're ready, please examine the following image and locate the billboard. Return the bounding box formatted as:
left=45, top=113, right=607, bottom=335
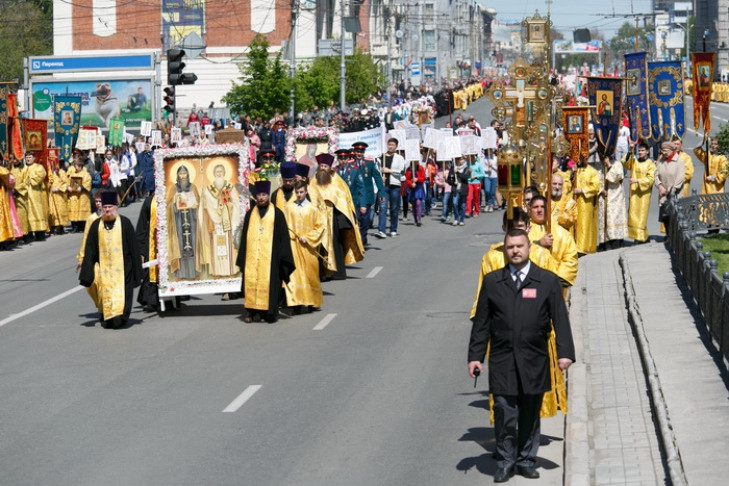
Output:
left=30, top=77, right=153, bottom=129
left=553, top=40, right=601, bottom=53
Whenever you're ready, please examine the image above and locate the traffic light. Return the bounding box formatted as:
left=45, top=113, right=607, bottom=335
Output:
left=163, top=86, right=175, bottom=113
left=167, top=48, right=198, bottom=85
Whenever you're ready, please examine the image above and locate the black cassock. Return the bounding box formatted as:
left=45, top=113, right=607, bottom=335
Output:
left=235, top=205, right=295, bottom=317
left=79, top=216, right=143, bottom=323
left=135, top=194, right=159, bottom=309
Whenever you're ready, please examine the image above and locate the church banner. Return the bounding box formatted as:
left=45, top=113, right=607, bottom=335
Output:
left=0, top=84, right=8, bottom=159
left=562, top=107, right=589, bottom=162
left=21, top=118, right=48, bottom=167
left=586, top=76, right=623, bottom=158
left=53, top=96, right=82, bottom=162
left=624, top=52, right=652, bottom=141
left=108, top=117, right=124, bottom=147
left=7, top=93, right=23, bottom=160
left=691, top=52, right=716, bottom=132
left=154, top=144, right=250, bottom=300
left=647, top=61, right=685, bottom=141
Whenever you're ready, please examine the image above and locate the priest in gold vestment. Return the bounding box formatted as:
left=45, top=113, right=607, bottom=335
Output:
left=48, top=163, right=69, bottom=234
left=24, top=152, right=49, bottom=238
left=624, top=143, right=656, bottom=242
left=79, top=191, right=142, bottom=329
left=66, top=154, right=93, bottom=232
left=283, top=181, right=325, bottom=313
left=10, top=157, right=29, bottom=240
left=76, top=193, right=103, bottom=313
left=236, top=180, right=295, bottom=323
left=528, top=195, right=579, bottom=289
left=0, top=166, right=17, bottom=246
left=694, top=138, right=729, bottom=194
left=551, top=173, right=577, bottom=233
left=573, top=157, right=602, bottom=254
left=309, top=153, right=364, bottom=280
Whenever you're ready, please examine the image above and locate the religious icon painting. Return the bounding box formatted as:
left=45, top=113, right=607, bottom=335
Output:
left=627, top=69, right=642, bottom=96
left=493, top=89, right=503, bottom=100
left=26, top=130, right=43, bottom=151
left=154, top=144, right=250, bottom=301
left=537, top=87, right=549, bottom=100
left=596, top=90, right=614, bottom=117
left=567, top=115, right=584, bottom=134
left=528, top=22, right=546, bottom=43
left=657, top=79, right=672, bottom=96
left=285, top=126, right=339, bottom=175
left=61, top=110, right=74, bottom=126
left=698, top=64, right=711, bottom=87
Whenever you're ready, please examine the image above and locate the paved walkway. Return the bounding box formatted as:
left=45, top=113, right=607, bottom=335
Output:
left=566, top=242, right=729, bottom=485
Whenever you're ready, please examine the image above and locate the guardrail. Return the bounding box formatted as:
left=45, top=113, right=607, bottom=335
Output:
left=665, top=194, right=729, bottom=364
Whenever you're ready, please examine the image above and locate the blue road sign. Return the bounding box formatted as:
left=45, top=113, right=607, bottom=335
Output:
left=29, top=54, right=154, bottom=74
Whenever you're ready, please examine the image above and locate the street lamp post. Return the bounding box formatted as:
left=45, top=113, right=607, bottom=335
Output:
left=340, top=0, right=347, bottom=112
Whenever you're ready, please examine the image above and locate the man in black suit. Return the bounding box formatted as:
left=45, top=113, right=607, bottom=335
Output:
left=468, top=228, right=575, bottom=482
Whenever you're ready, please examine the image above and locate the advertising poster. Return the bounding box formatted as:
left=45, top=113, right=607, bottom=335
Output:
left=31, top=78, right=153, bottom=129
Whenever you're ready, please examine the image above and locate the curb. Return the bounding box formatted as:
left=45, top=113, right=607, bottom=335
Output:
left=619, top=253, right=688, bottom=486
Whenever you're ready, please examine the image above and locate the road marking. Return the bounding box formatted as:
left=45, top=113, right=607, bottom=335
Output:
left=222, top=385, right=262, bottom=412
left=0, top=286, right=85, bottom=327
left=313, top=313, right=337, bottom=331
left=366, top=266, right=383, bottom=278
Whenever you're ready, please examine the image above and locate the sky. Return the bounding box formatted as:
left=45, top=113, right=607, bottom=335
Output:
left=483, top=0, right=653, bottom=39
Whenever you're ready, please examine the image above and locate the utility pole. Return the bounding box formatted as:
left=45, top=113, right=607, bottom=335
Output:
left=289, top=0, right=297, bottom=122
left=340, top=0, right=347, bottom=111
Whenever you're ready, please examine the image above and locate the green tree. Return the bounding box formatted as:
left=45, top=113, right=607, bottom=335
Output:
left=608, top=21, right=652, bottom=62
left=293, top=49, right=384, bottom=111
left=0, top=0, right=53, bottom=81
left=223, top=35, right=291, bottom=120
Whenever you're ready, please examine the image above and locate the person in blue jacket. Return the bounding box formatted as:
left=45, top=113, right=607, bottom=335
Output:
left=352, top=141, right=385, bottom=245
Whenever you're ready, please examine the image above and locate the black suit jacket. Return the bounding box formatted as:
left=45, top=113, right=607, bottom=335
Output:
left=468, top=264, right=575, bottom=395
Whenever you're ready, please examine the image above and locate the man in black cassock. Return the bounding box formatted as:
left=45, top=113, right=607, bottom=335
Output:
left=236, top=180, right=295, bottom=323
left=79, top=191, right=142, bottom=329
left=135, top=191, right=159, bottom=311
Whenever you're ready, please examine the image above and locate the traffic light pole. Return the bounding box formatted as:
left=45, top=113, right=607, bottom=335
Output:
left=154, top=51, right=161, bottom=126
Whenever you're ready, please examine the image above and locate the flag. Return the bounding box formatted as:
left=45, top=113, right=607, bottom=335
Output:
left=53, top=95, right=82, bottom=162
left=562, top=107, right=589, bottom=162
left=647, top=61, right=685, bottom=141
left=624, top=52, right=652, bottom=141
left=586, top=76, right=623, bottom=158
left=691, top=52, right=716, bottom=132
left=0, top=84, right=8, bottom=159
left=108, top=118, right=124, bottom=147
left=7, top=93, right=23, bottom=160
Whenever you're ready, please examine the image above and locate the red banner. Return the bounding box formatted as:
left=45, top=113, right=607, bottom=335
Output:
left=21, top=118, right=48, bottom=168
left=7, top=93, right=23, bottom=160
left=692, top=52, right=716, bottom=132
left=562, top=107, right=589, bottom=163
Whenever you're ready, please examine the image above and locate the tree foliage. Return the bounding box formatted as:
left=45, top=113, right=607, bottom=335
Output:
left=223, top=35, right=291, bottom=120
left=0, top=0, right=53, bottom=81
left=713, top=123, right=729, bottom=156
left=293, top=49, right=384, bottom=111
left=608, top=22, right=652, bottom=63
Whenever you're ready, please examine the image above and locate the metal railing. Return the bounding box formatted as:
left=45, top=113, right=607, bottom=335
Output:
left=665, top=194, right=729, bottom=363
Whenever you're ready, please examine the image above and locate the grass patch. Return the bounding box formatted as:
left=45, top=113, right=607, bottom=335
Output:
left=700, top=233, right=729, bottom=276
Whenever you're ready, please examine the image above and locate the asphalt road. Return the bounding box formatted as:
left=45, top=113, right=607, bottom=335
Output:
left=1, top=94, right=720, bottom=485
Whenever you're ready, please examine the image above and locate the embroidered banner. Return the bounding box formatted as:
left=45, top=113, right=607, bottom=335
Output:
left=0, top=85, right=8, bottom=159
left=624, top=52, right=652, bottom=141
left=586, top=76, right=623, bottom=158
left=53, top=96, right=82, bottom=162
left=562, top=107, right=589, bottom=162
left=691, top=52, right=716, bottom=132
left=21, top=118, right=49, bottom=169
left=647, top=60, right=685, bottom=141
left=7, top=93, right=23, bottom=160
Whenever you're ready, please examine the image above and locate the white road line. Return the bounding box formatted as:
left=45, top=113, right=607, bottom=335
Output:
left=366, top=266, right=383, bottom=279
left=313, top=313, right=337, bottom=331
left=0, top=286, right=85, bottom=327
left=222, top=385, right=262, bottom=412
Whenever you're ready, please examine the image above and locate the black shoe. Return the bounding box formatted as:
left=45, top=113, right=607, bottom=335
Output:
left=516, top=465, right=540, bottom=479
left=494, top=466, right=515, bottom=483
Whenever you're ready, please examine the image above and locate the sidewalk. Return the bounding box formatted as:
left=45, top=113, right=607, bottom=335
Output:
left=566, top=242, right=729, bottom=485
